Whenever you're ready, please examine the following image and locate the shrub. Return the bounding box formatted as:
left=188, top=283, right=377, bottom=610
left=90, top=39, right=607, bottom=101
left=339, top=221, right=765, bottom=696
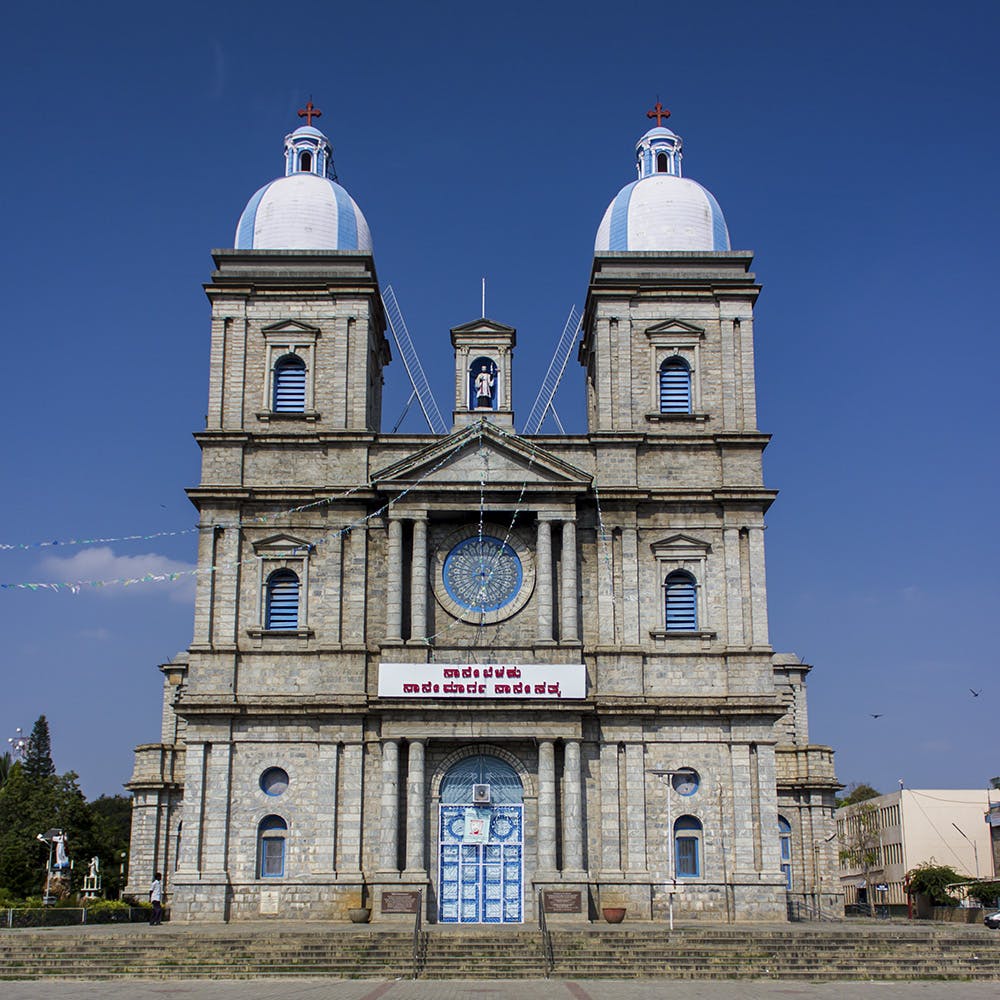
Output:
left=906, top=862, right=966, bottom=905
left=967, top=881, right=1000, bottom=907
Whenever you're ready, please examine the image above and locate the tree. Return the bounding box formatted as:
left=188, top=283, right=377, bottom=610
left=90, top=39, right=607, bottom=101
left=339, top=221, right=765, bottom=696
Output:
left=836, top=782, right=880, bottom=808
left=22, top=716, right=55, bottom=781
left=88, top=795, right=132, bottom=899
left=905, top=862, right=966, bottom=906
left=989, top=777, right=1000, bottom=790
left=0, top=752, right=13, bottom=790
left=838, top=799, right=882, bottom=916
left=0, top=765, right=93, bottom=898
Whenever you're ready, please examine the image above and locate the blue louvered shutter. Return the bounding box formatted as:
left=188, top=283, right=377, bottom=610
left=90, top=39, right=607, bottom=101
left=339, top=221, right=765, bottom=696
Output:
left=273, top=355, right=306, bottom=412
left=665, top=571, right=697, bottom=631
left=659, top=358, right=691, bottom=413
left=266, top=570, right=299, bottom=629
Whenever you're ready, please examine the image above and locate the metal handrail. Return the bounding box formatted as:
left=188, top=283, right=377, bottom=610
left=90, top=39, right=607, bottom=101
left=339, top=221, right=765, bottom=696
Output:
left=412, top=889, right=424, bottom=979
left=537, top=891, right=553, bottom=978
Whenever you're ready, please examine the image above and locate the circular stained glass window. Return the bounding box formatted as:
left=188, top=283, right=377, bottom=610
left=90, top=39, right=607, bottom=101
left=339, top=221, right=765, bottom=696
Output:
left=260, top=767, right=289, bottom=796
left=432, top=524, right=535, bottom=624
left=443, top=535, right=522, bottom=613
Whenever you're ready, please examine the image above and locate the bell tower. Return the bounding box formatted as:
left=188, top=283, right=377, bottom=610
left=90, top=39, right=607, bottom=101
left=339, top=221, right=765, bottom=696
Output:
left=450, top=318, right=516, bottom=429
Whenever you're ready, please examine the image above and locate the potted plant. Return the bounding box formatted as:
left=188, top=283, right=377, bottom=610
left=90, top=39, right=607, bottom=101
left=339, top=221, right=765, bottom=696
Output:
left=600, top=889, right=627, bottom=923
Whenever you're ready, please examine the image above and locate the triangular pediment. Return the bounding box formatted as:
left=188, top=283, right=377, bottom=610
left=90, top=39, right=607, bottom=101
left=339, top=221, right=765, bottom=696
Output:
left=261, top=320, right=321, bottom=335
left=644, top=319, right=705, bottom=339
left=650, top=533, right=711, bottom=555
left=253, top=532, right=314, bottom=553
left=450, top=318, right=517, bottom=336
left=373, top=423, right=590, bottom=493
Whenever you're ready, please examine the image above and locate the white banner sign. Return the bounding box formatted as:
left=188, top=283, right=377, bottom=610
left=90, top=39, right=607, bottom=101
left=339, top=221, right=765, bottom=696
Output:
left=378, top=662, right=586, bottom=700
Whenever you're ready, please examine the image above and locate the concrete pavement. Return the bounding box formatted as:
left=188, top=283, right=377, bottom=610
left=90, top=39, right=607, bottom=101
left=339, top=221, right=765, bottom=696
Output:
left=2, top=981, right=1000, bottom=1000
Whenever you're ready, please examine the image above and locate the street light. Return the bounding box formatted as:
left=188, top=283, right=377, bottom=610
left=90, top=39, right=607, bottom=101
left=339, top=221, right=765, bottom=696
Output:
left=647, top=768, right=680, bottom=930
left=951, top=822, right=980, bottom=879
left=7, top=728, right=27, bottom=758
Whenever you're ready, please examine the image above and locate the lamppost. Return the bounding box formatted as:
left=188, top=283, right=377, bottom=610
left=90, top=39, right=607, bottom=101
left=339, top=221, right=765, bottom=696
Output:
left=7, top=728, right=27, bottom=759
left=647, top=768, right=679, bottom=930
left=952, top=822, right=980, bottom=879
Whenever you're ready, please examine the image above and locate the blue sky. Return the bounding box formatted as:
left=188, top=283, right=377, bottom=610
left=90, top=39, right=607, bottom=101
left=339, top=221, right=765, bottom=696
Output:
left=1, top=1, right=997, bottom=798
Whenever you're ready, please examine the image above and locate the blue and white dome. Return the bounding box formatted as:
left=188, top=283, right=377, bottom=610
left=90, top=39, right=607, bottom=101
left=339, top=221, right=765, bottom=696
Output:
left=235, top=122, right=372, bottom=252
left=595, top=123, right=730, bottom=253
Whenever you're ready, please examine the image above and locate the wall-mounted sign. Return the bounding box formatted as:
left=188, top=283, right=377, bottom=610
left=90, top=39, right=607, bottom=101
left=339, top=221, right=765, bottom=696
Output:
left=378, top=662, right=586, bottom=700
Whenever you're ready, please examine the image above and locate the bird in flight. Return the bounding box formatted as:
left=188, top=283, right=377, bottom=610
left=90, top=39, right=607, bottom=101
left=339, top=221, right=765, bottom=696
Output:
left=870, top=713, right=883, bottom=719
left=970, top=688, right=982, bottom=697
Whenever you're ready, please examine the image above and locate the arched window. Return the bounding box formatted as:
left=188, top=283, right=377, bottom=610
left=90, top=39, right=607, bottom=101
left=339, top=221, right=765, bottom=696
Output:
left=779, top=815, right=792, bottom=890
left=258, top=815, right=287, bottom=878
left=265, top=570, right=299, bottom=630
left=664, top=570, right=697, bottom=631
left=273, top=354, right=306, bottom=412
left=659, top=357, right=691, bottom=413
left=440, top=754, right=524, bottom=805
left=656, top=152, right=669, bottom=173
left=674, top=815, right=702, bottom=878
left=300, top=151, right=312, bottom=173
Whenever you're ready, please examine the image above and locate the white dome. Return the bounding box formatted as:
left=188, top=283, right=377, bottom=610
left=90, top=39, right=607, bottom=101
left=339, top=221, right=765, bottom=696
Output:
left=234, top=122, right=373, bottom=252
left=235, top=173, right=372, bottom=252
left=594, top=121, right=730, bottom=253
left=594, top=174, right=730, bottom=253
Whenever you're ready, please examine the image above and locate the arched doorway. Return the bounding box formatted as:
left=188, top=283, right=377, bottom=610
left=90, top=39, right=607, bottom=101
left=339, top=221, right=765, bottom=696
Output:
left=438, top=754, right=523, bottom=923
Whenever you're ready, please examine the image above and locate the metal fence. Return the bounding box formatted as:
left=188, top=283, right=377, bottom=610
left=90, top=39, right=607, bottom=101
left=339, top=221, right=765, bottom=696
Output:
left=3, top=906, right=157, bottom=928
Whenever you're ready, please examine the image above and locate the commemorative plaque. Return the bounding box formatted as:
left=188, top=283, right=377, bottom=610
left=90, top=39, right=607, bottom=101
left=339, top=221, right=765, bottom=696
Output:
left=542, top=890, right=582, bottom=914
left=381, top=890, right=420, bottom=914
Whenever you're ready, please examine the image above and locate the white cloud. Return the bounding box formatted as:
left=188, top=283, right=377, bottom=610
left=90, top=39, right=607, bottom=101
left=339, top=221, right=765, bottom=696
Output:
left=78, top=627, right=112, bottom=640
left=39, top=547, right=197, bottom=603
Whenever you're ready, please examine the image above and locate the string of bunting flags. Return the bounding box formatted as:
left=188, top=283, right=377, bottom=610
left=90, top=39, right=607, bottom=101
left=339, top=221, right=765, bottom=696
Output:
left=0, top=423, right=485, bottom=595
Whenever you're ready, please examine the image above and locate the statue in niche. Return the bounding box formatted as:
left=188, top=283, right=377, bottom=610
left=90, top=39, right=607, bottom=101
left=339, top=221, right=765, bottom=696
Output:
left=475, top=365, right=494, bottom=407
left=470, top=357, right=498, bottom=410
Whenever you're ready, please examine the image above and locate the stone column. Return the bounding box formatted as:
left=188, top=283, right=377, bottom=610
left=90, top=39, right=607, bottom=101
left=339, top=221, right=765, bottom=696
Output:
left=562, top=739, right=583, bottom=872
left=537, top=740, right=557, bottom=871
left=335, top=741, right=364, bottom=876
left=599, top=741, right=622, bottom=872
left=624, top=743, right=647, bottom=873
left=724, top=527, right=745, bottom=646
left=747, top=526, right=770, bottom=646
left=386, top=516, right=403, bottom=641
left=536, top=519, right=553, bottom=642
left=410, top=515, right=428, bottom=642
left=621, top=526, right=640, bottom=644
left=404, top=740, right=426, bottom=873
left=560, top=519, right=579, bottom=642
left=379, top=739, right=400, bottom=872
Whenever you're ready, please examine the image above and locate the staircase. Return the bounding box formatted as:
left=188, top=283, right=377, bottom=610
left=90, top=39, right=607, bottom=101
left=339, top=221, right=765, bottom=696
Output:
left=1, top=923, right=998, bottom=981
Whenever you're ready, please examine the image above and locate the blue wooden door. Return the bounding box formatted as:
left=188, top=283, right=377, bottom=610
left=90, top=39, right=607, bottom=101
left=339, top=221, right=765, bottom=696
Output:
left=438, top=805, right=522, bottom=923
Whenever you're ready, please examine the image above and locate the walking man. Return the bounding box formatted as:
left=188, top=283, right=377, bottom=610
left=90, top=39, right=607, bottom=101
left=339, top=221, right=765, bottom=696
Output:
left=149, top=871, right=163, bottom=925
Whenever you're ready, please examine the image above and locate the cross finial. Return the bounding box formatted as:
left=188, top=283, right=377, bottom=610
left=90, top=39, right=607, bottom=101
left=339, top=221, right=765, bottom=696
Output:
left=646, top=100, right=671, bottom=127
left=298, top=100, right=322, bottom=127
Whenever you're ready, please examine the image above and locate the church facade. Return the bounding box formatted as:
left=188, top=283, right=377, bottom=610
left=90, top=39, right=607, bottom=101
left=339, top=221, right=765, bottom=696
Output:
left=126, top=107, right=842, bottom=923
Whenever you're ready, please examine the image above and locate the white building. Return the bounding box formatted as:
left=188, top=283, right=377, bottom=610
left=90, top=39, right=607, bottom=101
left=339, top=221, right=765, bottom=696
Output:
left=837, top=789, right=996, bottom=909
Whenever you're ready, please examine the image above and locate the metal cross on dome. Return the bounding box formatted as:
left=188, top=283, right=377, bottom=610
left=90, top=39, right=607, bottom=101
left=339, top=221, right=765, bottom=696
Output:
left=298, top=100, right=322, bottom=126
left=646, top=101, right=671, bottom=127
